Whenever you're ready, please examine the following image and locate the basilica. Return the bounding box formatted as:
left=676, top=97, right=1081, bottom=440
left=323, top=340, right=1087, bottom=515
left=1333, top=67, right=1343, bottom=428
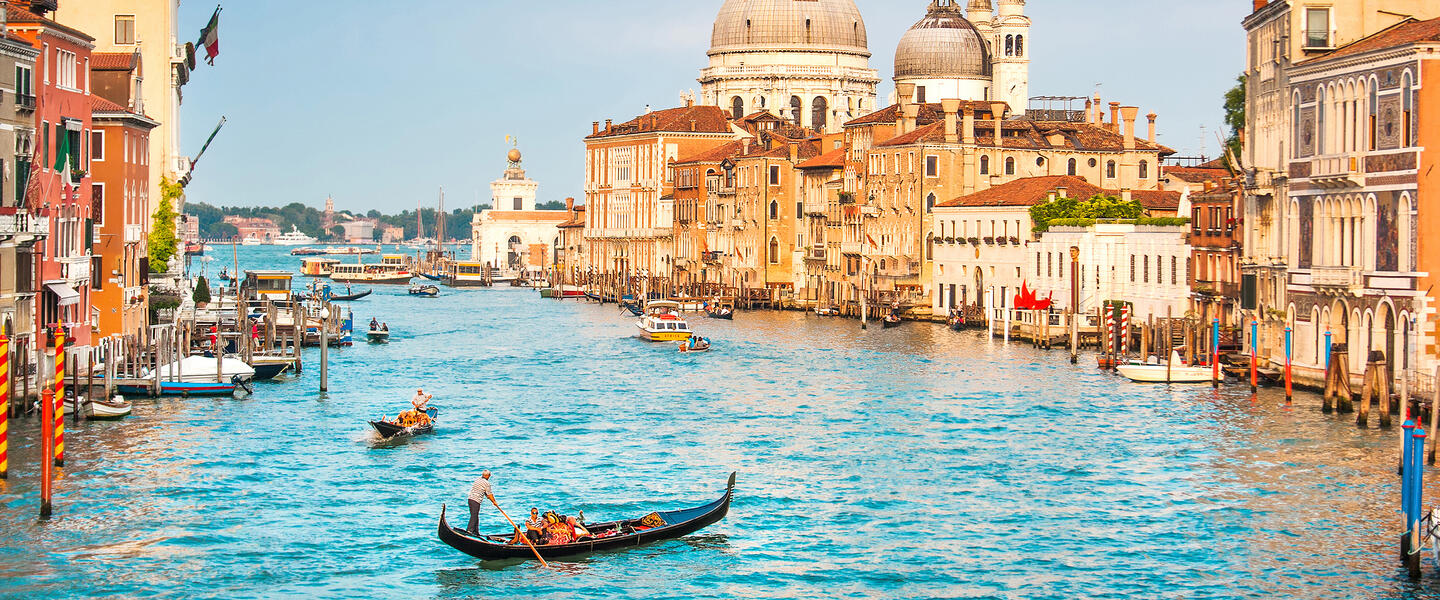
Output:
left=698, top=0, right=1031, bottom=132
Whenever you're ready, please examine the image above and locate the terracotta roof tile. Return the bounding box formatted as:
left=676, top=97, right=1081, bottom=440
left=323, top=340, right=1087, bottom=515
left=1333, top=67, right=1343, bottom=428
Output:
left=1130, top=189, right=1181, bottom=211
left=92, top=52, right=139, bottom=71
left=675, top=140, right=744, bottom=164
left=588, top=105, right=733, bottom=139
left=872, top=119, right=1174, bottom=154
left=1299, top=17, right=1440, bottom=65
left=797, top=147, right=848, bottom=169
left=844, top=100, right=1004, bottom=127
left=89, top=95, right=125, bottom=112
left=1162, top=166, right=1229, bottom=183
left=4, top=3, right=94, bottom=41
left=936, top=175, right=1181, bottom=212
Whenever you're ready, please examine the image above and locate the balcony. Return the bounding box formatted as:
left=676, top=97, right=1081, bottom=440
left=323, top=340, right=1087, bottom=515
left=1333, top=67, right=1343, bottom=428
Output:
left=1192, top=281, right=1242, bottom=299
left=61, top=256, right=90, bottom=282
left=1311, top=266, right=1362, bottom=292
left=0, top=212, right=47, bottom=237
left=14, top=93, right=34, bottom=112
left=1310, top=155, right=1364, bottom=189
left=702, top=251, right=722, bottom=264
left=841, top=241, right=862, bottom=255
left=125, top=224, right=143, bottom=243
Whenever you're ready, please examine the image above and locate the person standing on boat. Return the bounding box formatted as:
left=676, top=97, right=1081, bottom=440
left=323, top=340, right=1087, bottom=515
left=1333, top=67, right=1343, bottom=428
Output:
left=467, top=470, right=495, bottom=534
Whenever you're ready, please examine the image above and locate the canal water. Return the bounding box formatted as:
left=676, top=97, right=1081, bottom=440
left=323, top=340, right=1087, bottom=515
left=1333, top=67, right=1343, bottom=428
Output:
left=0, top=246, right=1435, bottom=599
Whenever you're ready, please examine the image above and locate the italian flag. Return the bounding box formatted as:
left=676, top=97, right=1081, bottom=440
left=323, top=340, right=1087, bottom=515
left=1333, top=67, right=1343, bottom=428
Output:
left=198, top=7, right=220, bottom=65
left=54, top=126, right=71, bottom=187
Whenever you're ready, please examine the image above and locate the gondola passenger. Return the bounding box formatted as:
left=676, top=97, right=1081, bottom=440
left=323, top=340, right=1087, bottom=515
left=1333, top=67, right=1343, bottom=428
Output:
left=509, top=508, right=545, bottom=545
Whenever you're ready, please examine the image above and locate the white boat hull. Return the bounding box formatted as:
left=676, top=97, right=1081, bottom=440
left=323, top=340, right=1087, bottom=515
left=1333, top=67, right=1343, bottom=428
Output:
left=1116, top=364, right=1214, bottom=383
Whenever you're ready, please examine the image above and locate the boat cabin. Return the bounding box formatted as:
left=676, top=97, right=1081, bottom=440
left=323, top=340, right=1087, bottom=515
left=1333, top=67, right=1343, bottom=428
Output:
left=300, top=258, right=341, bottom=277
left=242, top=270, right=294, bottom=301
left=450, top=261, right=489, bottom=286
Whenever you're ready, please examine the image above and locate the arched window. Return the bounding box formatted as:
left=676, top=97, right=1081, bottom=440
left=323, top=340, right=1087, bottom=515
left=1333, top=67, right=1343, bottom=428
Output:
left=507, top=235, right=522, bottom=269
left=769, top=200, right=778, bottom=220
left=768, top=237, right=779, bottom=264
left=1402, top=72, right=1414, bottom=146
left=1368, top=83, right=1378, bottom=151
left=1138, top=160, right=1149, bottom=179
left=926, top=234, right=934, bottom=260
left=979, top=155, right=990, bottom=175
left=1015, top=35, right=1024, bottom=57
left=731, top=97, right=744, bottom=120
left=789, top=96, right=802, bottom=126
left=1106, top=160, right=1116, bottom=178
left=812, top=96, right=828, bottom=131
left=1004, top=157, right=1015, bottom=175
left=926, top=193, right=936, bottom=213
left=1316, top=86, right=1326, bottom=155
left=1067, top=158, right=1077, bottom=176
left=1005, top=34, right=1014, bottom=56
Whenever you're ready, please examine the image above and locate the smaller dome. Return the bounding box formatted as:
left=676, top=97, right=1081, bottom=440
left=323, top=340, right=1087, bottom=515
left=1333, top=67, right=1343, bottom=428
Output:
left=894, top=1, right=992, bottom=81
left=507, top=149, right=522, bottom=163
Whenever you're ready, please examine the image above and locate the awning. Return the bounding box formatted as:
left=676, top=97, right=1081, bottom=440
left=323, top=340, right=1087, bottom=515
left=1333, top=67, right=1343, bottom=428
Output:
left=46, top=282, right=80, bottom=307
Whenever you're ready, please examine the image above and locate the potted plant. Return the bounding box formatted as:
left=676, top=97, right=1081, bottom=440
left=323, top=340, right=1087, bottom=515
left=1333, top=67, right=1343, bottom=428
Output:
left=996, top=237, right=1009, bottom=246
left=983, top=236, right=995, bottom=245
left=193, top=275, right=211, bottom=308
left=967, top=237, right=980, bottom=246
left=70, top=168, right=87, bottom=181
left=1008, top=236, right=1020, bottom=245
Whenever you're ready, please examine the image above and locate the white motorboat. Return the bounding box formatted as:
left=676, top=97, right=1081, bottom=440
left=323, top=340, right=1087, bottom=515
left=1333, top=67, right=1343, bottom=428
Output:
left=149, top=355, right=257, bottom=383
left=241, top=236, right=264, bottom=246
left=1116, top=352, right=1215, bottom=383
left=273, top=226, right=318, bottom=246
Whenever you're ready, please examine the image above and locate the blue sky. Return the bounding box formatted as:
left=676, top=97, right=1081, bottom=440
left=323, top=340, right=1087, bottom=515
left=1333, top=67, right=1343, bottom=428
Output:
left=175, top=0, right=1248, bottom=214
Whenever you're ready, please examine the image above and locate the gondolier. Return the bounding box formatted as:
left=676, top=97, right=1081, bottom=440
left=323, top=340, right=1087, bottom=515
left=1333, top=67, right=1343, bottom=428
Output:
left=467, top=470, right=495, bottom=534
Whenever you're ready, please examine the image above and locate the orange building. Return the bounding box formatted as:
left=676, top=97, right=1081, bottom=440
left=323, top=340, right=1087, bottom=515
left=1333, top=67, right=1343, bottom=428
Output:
left=89, top=53, right=155, bottom=339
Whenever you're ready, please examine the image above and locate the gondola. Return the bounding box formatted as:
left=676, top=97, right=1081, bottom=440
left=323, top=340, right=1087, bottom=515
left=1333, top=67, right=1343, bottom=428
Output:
left=418, top=272, right=445, bottom=282
left=705, top=309, right=734, bottom=320
left=881, top=314, right=902, bottom=328
left=332, top=289, right=373, bottom=301
left=620, top=302, right=644, bottom=317
left=437, top=472, right=736, bottom=561
left=369, top=407, right=438, bottom=439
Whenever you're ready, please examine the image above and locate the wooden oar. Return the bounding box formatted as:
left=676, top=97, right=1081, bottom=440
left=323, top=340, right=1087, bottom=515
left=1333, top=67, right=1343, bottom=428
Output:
left=491, top=497, right=548, bottom=567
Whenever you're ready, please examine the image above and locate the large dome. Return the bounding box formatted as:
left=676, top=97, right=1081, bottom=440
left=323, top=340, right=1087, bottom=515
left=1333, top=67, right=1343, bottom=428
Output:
left=710, top=0, right=869, bottom=55
left=894, top=2, right=991, bottom=80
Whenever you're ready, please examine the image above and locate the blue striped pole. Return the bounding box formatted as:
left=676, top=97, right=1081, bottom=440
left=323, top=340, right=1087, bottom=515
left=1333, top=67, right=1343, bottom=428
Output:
left=1407, top=427, right=1426, bottom=576
left=1403, top=420, right=1416, bottom=530
left=1324, top=331, right=1333, bottom=372
left=1285, top=327, right=1293, bottom=402
left=1212, top=318, right=1221, bottom=388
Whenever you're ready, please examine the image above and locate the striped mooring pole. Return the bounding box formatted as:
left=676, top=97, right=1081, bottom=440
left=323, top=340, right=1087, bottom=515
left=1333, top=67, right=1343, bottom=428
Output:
left=39, top=387, right=52, bottom=518
left=0, top=334, right=7, bottom=479
left=1211, top=318, right=1221, bottom=389
left=53, top=326, right=64, bottom=468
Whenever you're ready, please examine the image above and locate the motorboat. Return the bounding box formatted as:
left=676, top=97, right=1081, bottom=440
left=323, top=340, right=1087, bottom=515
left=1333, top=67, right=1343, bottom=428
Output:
left=291, top=247, right=327, bottom=256
left=300, top=257, right=342, bottom=277
left=815, top=306, right=840, bottom=317
left=330, top=263, right=412, bottom=284
left=1115, top=352, right=1215, bottom=383
left=151, top=355, right=257, bottom=384
left=367, top=327, right=390, bottom=343
left=448, top=261, right=489, bottom=287
left=248, top=355, right=298, bottom=380
left=636, top=301, right=693, bottom=342
left=62, top=395, right=132, bottom=420
left=273, top=226, right=318, bottom=246
left=241, top=235, right=264, bottom=246
left=409, top=284, right=440, bottom=297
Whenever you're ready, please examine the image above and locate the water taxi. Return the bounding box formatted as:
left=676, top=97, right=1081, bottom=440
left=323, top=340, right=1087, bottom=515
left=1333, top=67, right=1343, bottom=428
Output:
left=1116, top=352, right=1214, bottom=383
left=635, top=301, right=693, bottom=342
left=241, top=235, right=264, bottom=246
left=301, top=257, right=342, bottom=277
left=449, top=261, right=489, bottom=287
left=330, top=263, right=412, bottom=284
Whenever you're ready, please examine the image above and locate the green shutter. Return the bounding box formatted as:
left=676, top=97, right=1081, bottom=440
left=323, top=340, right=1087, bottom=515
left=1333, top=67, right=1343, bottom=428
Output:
left=84, top=218, right=93, bottom=253
left=42, top=126, right=48, bottom=167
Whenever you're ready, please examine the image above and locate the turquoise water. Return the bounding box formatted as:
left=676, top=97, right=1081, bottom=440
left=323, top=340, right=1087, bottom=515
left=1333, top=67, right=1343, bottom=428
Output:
left=0, top=246, right=1433, bottom=598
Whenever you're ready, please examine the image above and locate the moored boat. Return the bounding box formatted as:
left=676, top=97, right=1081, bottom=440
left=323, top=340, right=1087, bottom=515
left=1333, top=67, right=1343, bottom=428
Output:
left=63, top=395, right=133, bottom=420
left=366, top=328, right=390, bottom=343
left=815, top=306, right=840, bottom=317
left=331, top=289, right=373, bottom=302
left=154, top=355, right=256, bottom=384
left=635, top=301, right=692, bottom=342
left=881, top=314, right=902, bottom=328
left=437, top=472, right=736, bottom=561
left=291, top=246, right=327, bottom=256
left=331, top=263, right=412, bottom=284
left=249, top=355, right=297, bottom=380
left=1115, top=352, right=1214, bottom=383
left=301, top=257, right=342, bottom=277
left=117, top=380, right=243, bottom=397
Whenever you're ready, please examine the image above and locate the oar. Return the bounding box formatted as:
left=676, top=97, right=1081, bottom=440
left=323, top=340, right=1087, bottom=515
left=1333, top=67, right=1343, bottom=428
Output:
left=491, top=497, right=548, bottom=567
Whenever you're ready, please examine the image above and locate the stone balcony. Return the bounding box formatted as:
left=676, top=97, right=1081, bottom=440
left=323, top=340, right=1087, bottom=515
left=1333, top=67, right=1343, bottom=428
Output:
left=125, top=224, right=144, bottom=243
left=0, top=212, right=48, bottom=237
left=1310, top=154, right=1365, bottom=189
left=1310, top=266, right=1362, bottom=292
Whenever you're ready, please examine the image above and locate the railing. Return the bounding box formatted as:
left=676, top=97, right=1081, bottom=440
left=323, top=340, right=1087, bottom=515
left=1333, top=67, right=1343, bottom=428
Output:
left=840, top=242, right=862, bottom=255
left=61, top=256, right=90, bottom=282
left=15, top=93, right=34, bottom=111
left=1312, top=266, right=1362, bottom=289
left=0, top=212, right=47, bottom=236
left=1192, top=281, right=1242, bottom=298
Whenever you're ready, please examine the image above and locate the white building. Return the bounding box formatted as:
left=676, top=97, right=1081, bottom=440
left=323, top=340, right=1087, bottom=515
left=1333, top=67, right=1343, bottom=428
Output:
left=931, top=196, right=1034, bottom=314
left=699, top=0, right=880, bottom=133
left=471, top=149, right=569, bottom=279
left=891, top=0, right=1029, bottom=112
left=1030, top=223, right=1191, bottom=322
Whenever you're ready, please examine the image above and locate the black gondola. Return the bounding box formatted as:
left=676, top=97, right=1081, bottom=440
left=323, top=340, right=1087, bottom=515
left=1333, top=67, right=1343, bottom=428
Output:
left=332, top=289, right=373, bottom=301
left=418, top=272, right=444, bottom=281
left=437, top=472, right=735, bottom=561
left=409, top=284, right=440, bottom=297
left=369, top=407, right=438, bottom=439
left=620, top=302, right=644, bottom=316
left=881, top=314, right=902, bottom=328
left=706, top=309, right=734, bottom=320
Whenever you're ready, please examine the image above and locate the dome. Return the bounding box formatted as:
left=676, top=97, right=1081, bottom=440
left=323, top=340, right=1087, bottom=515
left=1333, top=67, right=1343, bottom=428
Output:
left=894, top=1, right=992, bottom=80
left=710, top=0, right=869, bottom=55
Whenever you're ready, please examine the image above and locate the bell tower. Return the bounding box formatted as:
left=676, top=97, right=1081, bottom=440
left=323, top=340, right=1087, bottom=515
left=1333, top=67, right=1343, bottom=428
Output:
left=990, top=0, right=1029, bottom=115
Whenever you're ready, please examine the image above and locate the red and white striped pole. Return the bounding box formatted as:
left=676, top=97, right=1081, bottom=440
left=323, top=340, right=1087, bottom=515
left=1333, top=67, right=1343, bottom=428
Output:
left=53, top=326, right=64, bottom=467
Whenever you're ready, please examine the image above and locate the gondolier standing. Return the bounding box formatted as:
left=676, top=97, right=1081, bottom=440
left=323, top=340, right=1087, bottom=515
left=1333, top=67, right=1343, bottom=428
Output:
left=467, top=470, right=494, bottom=534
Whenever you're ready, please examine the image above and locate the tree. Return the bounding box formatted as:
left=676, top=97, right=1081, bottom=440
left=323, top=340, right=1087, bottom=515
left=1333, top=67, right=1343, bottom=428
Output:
left=212, top=222, right=238, bottom=239
left=193, top=275, right=211, bottom=305
left=149, top=176, right=183, bottom=268
left=329, top=224, right=346, bottom=240
left=1222, top=74, right=1246, bottom=170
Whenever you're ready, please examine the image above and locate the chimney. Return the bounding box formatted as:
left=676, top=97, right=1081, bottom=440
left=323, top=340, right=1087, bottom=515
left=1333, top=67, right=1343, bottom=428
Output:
left=1253, top=0, right=1268, bottom=12
left=565, top=197, right=575, bottom=211
left=1108, top=102, right=1121, bottom=133
left=0, top=2, right=7, bottom=29
left=942, top=98, right=961, bottom=143
left=1092, top=93, right=1102, bottom=124
left=605, top=119, right=613, bottom=130
left=1121, top=106, right=1139, bottom=150
left=962, top=105, right=976, bottom=144
left=690, top=119, right=696, bottom=132
left=901, top=103, right=920, bottom=134
left=1121, top=189, right=1133, bottom=203
left=592, top=121, right=600, bottom=135
left=685, top=97, right=695, bottom=108
left=1084, top=98, right=1093, bottom=124
left=789, top=142, right=798, bottom=162
left=1056, top=186, right=1068, bottom=198
left=897, top=83, right=916, bottom=110
left=742, top=137, right=752, bottom=154
left=1146, top=113, right=1157, bottom=144
left=990, top=102, right=1005, bottom=146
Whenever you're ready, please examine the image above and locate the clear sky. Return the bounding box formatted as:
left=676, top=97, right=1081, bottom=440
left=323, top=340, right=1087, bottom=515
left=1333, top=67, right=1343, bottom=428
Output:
left=175, top=0, right=1249, bottom=214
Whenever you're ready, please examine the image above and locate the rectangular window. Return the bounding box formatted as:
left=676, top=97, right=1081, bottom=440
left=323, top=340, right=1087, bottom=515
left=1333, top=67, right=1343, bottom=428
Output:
left=1305, top=8, right=1330, bottom=48
left=1143, top=255, right=1150, bottom=283
left=42, top=121, right=48, bottom=169
left=512, top=197, right=522, bottom=211
left=56, top=49, right=76, bottom=89
left=15, top=65, right=30, bottom=98
left=1155, top=255, right=1162, bottom=283
left=1129, top=255, right=1135, bottom=282
left=114, top=15, right=136, bottom=45
left=769, top=165, right=780, bottom=186
left=92, top=182, right=104, bottom=226
left=925, top=155, right=938, bottom=177
left=1171, top=256, right=1178, bottom=285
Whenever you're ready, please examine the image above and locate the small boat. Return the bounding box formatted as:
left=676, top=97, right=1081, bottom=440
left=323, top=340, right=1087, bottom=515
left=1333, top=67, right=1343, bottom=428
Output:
left=184, top=242, right=205, bottom=256
left=370, top=407, right=438, bottom=439
left=117, top=380, right=245, bottom=397
left=241, top=236, right=264, bottom=246
left=249, top=356, right=297, bottom=380
left=62, top=395, right=132, bottom=420
left=409, top=284, right=440, bottom=297
left=437, top=472, right=736, bottom=561
left=705, top=307, right=734, bottom=320
left=620, top=302, right=644, bottom=317
left=154, top=355, right=256, bottom=384
left=678, top=339, right=712, bottom=353
left=417, top=272, right=444, bottom=282
left=367, top=328, right=390, bottom=343
left=881, top=314, right=902, bottom=328
left=815, top=306, right=840, bottom=317
left=331, top=289, right=373, bottom=302
left=217, top=268, right=233, bottom=282
left=1116, top=352, right=1215, bottom=383
left=291, top=246, right=327, bottom=256
left=636, top=301, right=692, bottom=342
